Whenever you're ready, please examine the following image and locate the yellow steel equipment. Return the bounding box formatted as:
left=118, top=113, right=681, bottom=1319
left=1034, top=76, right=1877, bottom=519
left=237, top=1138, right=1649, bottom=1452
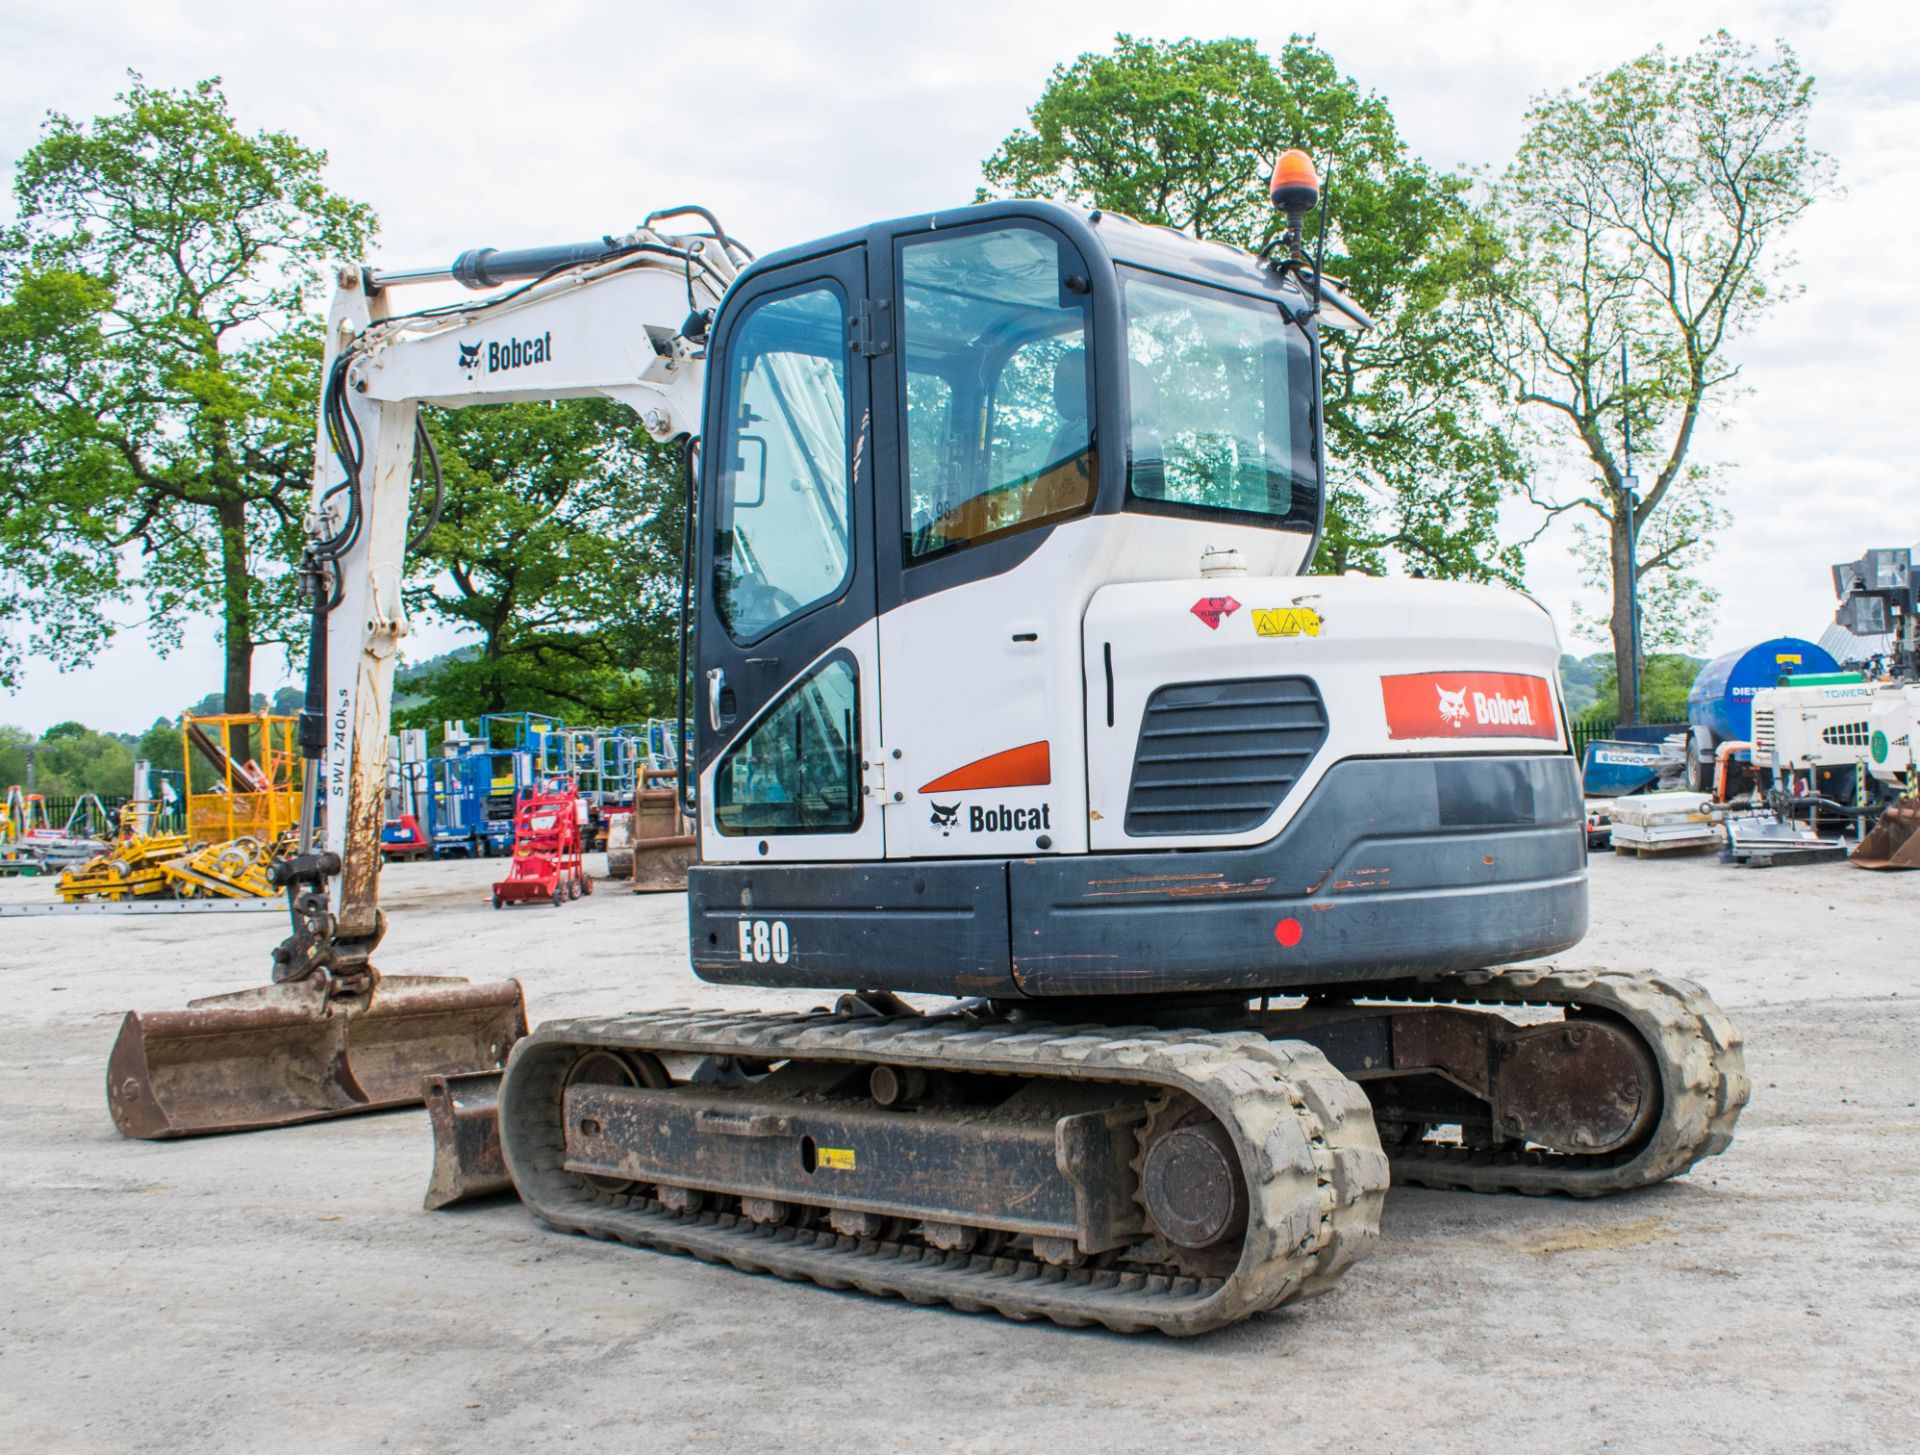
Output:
left=56, top=802, right=186, bottom=902
left=183, top=713, right=302, bottom=844
left=58, top=715, right=303, bottom=903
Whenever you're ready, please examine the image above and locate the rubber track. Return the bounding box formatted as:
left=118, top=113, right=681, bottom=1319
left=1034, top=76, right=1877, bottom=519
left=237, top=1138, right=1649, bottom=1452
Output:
left=1363, top=968, right=1749, bottom=1196
left=498, top=1009, right=1389, bottom=1335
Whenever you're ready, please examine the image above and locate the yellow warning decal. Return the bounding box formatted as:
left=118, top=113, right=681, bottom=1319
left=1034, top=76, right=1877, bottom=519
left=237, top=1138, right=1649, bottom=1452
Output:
left=817, top=1147, right=856, bottom=1170
left=1776, top=653, right=1802, bottom=665
left=1253, top=607, right=1322, bottom=638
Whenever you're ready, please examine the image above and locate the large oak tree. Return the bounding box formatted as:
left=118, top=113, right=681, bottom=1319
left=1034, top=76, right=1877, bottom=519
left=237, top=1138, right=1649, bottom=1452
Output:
left=0, top=77, right=374, bottom=713
left=982, top=35, right=1526, bottom=582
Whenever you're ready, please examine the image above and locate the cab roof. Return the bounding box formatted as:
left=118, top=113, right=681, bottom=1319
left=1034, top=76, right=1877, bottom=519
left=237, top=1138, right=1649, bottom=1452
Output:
left=742, top=198, right=1369, bottom=329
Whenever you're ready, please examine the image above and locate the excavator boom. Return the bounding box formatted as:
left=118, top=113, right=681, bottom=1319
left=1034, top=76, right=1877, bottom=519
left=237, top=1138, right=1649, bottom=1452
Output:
left=108, top=214, right=746, bottom=1138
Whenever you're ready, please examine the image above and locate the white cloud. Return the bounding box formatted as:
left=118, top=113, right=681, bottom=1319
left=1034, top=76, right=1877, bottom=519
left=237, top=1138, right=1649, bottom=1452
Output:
left=3, top=0, right=1916, bottom=731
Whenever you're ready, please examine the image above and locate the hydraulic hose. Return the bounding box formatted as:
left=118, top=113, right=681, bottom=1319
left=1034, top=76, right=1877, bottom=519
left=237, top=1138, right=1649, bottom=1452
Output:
left=676, top=435, right=699, bottom=820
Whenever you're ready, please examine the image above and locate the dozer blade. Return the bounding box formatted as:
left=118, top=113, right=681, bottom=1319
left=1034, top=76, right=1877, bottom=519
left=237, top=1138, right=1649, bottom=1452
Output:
left=423, top=1069, right=513, bottom=1209
left=107, top=974, right=527, bottom=1139
left=1851, top=797, right=1920, bottom=871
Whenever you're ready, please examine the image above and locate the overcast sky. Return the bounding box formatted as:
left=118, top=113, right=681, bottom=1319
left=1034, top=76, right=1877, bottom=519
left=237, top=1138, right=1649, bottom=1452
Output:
left=3, top=0, right=1915, bottom=733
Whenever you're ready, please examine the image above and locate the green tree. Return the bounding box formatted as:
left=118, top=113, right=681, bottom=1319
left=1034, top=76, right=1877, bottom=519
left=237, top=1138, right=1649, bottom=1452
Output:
left=0, top=725, right=33, bottom=792
left=1576, top=652, right=1702, bottom=726
left=981, top=34, right=1525, bottom=581
left=1477, top=33, right=1833, bottom=722
left=401, top=399, right=685, bottom=725
left=0, top=721, right=137, bottom=798
left=0, top=76, right=376, bottom=714
left=135, top=717, right=186, bottom=773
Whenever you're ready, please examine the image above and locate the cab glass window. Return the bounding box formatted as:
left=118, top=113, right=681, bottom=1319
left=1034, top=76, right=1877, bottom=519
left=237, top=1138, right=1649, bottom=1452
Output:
left=715, top=285, right=852, bottom=641
left=898, top=226, right=1095, bottom=558
left=1122, top=270, right=1318, bottom=529
left=713, top=657, right=861, bottom=835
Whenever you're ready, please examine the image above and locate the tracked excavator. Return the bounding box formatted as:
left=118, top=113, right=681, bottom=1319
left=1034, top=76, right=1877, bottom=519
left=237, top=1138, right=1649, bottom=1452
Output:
left=110, top=158, right=1748, bottom=1334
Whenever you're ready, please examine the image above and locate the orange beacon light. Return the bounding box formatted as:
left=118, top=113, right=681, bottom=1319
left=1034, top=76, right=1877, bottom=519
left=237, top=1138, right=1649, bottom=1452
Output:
left=1269, top=149, right=1321, bottom=216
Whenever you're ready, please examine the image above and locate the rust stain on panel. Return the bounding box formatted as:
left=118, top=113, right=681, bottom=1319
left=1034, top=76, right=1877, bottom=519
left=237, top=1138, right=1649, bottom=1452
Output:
left=1331, top=866, right=1391, bottom=893
left=1081, top=875, right=1275, bottom=901
left=1083, top=873, right=1224, bottom=887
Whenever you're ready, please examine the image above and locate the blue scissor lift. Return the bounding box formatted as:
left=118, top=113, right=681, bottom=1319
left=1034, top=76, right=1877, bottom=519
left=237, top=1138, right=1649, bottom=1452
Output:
left=421, top=718, right=546, bottom=858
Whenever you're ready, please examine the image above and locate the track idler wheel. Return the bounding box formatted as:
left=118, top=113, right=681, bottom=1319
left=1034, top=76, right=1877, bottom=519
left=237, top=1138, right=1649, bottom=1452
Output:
left=1136, top=1095, right=1250, bottom=1278
left=1495, top=1013, right=1661, bottom=1155
left=565, top=1048, right=669, bottom=1194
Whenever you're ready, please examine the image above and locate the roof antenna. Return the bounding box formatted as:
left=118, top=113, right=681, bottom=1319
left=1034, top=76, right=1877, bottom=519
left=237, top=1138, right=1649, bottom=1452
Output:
left=1308, top=169, right=1333, bottom=316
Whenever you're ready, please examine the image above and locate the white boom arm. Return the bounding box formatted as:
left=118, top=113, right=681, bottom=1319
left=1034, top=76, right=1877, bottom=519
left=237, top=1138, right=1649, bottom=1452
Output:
left=287, top=221, right=738, bottom=970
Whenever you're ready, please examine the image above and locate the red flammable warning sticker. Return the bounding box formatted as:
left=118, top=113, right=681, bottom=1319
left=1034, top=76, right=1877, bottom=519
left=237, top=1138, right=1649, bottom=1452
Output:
left=1191, top=596, right=1241, bottom=629
left=1381, top=671, right=1557, bottom=740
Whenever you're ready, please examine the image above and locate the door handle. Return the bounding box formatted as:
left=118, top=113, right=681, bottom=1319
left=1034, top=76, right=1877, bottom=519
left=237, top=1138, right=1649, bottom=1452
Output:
left=707, top=667, right=726, bottom=731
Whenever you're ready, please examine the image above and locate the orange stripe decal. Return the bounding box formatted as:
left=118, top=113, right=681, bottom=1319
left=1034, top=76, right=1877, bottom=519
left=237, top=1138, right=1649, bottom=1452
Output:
left=919, top=741, right=1052, bottom=794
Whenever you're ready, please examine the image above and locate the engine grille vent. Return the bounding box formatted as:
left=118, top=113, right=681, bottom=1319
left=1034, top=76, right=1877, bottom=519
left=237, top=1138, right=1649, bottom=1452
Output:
left=1821, top=720, right=1871, bottom=748
left=1751, top=708, right=1775, bottom=752
left=1124, top=676, right=1328, bottom=837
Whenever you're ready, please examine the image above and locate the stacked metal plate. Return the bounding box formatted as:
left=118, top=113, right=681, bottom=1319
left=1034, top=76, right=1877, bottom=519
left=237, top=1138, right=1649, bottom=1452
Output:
left=1609, top=791, right=1720, bottom=855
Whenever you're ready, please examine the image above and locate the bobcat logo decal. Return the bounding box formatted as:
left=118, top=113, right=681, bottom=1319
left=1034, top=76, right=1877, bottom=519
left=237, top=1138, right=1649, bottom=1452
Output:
left=457, top=341, right=482, bottom=372
left=1435, top=685, right=1469, bottom=727
left=929, top=802, right=960, bottom=836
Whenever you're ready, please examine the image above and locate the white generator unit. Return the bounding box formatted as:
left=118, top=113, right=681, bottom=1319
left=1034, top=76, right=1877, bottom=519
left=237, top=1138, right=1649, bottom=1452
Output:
left=1749, top=677, right=1881, bottom=774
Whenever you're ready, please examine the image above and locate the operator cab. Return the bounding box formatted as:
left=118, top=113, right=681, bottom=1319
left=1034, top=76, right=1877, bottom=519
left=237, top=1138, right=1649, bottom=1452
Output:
left=693, top=199, right=1361, bottom=870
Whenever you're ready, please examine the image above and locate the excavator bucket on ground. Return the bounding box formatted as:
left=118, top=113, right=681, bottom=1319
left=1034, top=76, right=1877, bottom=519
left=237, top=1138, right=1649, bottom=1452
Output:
left=603, top=778, right=696, bottom=892
left=1851, top=797, right=1920, bottom=870
left=107, top=974, right=526, bottom=1139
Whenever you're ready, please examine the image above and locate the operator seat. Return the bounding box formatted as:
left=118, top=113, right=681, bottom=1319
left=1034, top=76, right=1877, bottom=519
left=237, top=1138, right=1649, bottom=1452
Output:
left=1024, top=347, right=1096, bottom=523
left=1045, top=348, right=1092, bottom=472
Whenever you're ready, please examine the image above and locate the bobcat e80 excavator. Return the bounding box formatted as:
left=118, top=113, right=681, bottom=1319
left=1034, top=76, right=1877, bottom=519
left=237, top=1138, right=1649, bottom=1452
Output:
left=109, top=159, right=1748, bottom=1335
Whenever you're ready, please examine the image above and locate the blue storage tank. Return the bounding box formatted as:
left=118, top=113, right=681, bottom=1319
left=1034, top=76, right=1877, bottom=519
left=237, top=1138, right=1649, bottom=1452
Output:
left=1688, top=637, right=1839, bottom=746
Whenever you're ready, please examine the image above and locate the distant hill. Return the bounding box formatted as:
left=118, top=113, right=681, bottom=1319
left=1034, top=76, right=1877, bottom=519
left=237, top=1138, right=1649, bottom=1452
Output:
left=1559, top=653, right=1607, bottom=717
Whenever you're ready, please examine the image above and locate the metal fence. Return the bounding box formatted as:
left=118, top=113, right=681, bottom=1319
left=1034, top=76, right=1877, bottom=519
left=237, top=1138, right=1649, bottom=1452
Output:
left=30, top=794, right=128, bottom=833
left=25, top=794, right=191, bottom=836
left=1569, top=720, right=1617, bottom=759
left=1568, top=719, right=1687, bottom=759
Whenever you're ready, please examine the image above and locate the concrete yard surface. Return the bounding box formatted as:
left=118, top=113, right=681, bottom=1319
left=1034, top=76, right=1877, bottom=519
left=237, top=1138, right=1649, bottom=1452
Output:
left=1, top=852, right=1915, bottom=1454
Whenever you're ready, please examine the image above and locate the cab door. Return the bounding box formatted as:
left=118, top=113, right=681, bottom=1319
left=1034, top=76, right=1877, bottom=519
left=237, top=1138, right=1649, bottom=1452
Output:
left=871, top=217, right=1101, bottom=861
left=694, top=248, right=885, bottom=864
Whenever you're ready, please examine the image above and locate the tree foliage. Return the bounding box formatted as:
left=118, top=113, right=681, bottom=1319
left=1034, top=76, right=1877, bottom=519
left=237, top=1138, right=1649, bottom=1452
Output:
left=1477, top=32, right=1832, bottom=720
left=401, top=399, right=685, bottom=726
left=981, top=34, right=1525, bottom=582
left=1574, top=652, right=1703, bottom=726
left=0, top=720, right=139, bottom=798
left=135, top=717, right=186, bottom=773
left=0, top=76, right=375, bottom=708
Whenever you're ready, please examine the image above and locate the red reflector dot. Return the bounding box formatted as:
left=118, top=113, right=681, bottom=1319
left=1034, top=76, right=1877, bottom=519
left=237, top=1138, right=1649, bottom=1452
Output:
left=1274, top=917, right=1303, bottom=948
